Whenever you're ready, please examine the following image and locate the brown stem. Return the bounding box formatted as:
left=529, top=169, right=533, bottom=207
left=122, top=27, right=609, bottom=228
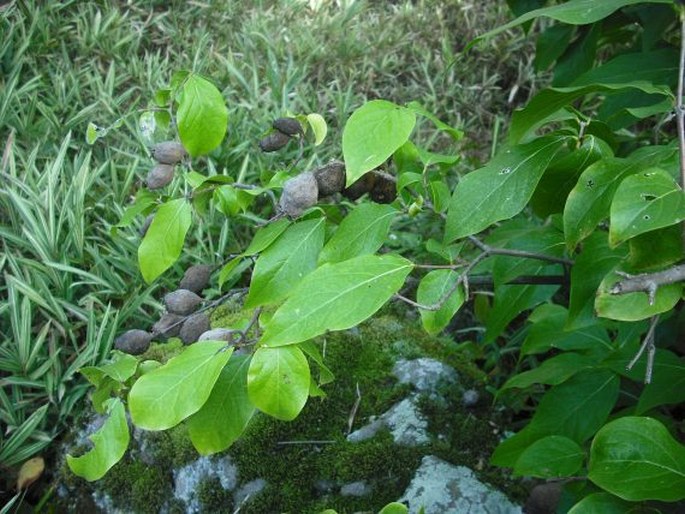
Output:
left=609, top=264, right=685, bottom=305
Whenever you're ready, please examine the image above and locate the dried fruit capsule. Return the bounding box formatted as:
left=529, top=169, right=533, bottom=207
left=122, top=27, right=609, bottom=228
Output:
left=272, top=117, right=302, bottom=136
left=180, top=312, right=211, bottom=345
left=163, top=289, right=202, bottom=316
left=151, top=312, right=184, bottom=340
left=114, top=330, right=152, bottom=355
left=369, top=173, right=396, bottom=204
left=259, top=131, right=291, bottom=152
left=342, top=172, right=376, bottom=201
left=198, top=328, right=236, bottom=342
left=151, top=141, right=187, bottom=165
left=278, top=172, right=319, bottom=218
left=179, top=264, right=213, bottom=294
left=146, top=163, right=175, bottom=189
left=313, top=161, right=346, bottom=197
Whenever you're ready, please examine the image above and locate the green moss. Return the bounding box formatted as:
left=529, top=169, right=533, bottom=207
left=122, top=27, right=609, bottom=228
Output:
left=143, top=425, right=198, bottom=469
left=197, top=477, right=234, bottom=513
left=140, top=339, right=183, bottom=363
left=101, top=458, right=171, bottom=514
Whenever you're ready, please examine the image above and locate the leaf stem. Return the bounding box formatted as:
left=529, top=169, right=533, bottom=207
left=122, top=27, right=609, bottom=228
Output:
left=678, top=10, right=685, bottom=248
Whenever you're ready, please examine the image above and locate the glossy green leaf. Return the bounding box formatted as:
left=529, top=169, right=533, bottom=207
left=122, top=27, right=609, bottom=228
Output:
left=260, top=254, right=413, bottom=347
left=379, top=502, right=409, bottom=514
left=245, top=218, right=325, bottom=308
left=300, top=341, right=334, bottom=385
left=66, top=399, right=129, bottom=481
left=406, top=101, right=463, bottom=140
left=564, top=145, right=677, bottom=250
left=501, top=353, right=597, bottom=390
left=514, top=436, right=584, bottom=478
left=114, top=190, right=156, bottom=230
left=595, top=269, right=683, bottom=321
left=138, top=199, right=193, bottom=283
left=80, top=352, right=139, bottom=386
left=492, top=369, right=619, bottom=466
left=417, top=270, right=464, bottom=335
left=129, top=342, right=233, bottom=430
left=342, top=100, right=416, bottom=187
left=522, top=304, right=612, bottom=356
left=567, top=493, right=638, bottom=514
left=567, top=232, right=628, bottom=329
left=609, top=168, right=685, bottom=246
left=535, top=23, right=574, bottom=70
left=628, top=224, right=684, bottom=271
left=306, top=113, right=327, bottom=146
left=445, top=135, right=566, bottom=242
left=469, top=0, right=672, bottom=50
left=187, top=355, right=255, bottom=455
left=177, top=74, right=228, bottom=157
left=318, top=203, right=396, bottom=264
left=636, top=352, right=685, bottom=413
left=247, top=345, right=310, bottom=421
left=244, top=219, right=292, bottom=256
left=589, top=416, right=685, bottom=501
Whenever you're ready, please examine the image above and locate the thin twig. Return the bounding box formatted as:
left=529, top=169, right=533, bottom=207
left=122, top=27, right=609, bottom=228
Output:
left=276, top=440, right=336, bottom=445
left=610, top=264, right=685, bottom=305
left=677, top=10, right=685, bottom=248
left=346, top=382, right=362, bottom=435
left=627, top=315, right=659, bottom=384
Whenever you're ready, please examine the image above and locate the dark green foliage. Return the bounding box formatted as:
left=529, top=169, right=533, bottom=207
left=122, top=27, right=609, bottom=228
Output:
left=101, top=459, right=171, bottom=514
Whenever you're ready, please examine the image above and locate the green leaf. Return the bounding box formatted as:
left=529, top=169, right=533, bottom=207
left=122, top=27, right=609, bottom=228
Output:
left=563, top=145, right=677, bottom=250
left=501, top=353, right=598, bottom=390
left=300, top=341, right=334, bottom=385
left=522, top=304, right=612, bottom=356
left=66, top=399, right=129, bottom=482
left=636, top=352, right=685, bottom=414
left=492, top=369, right=619, bottom=466
left=567, top=493, right=639, bottom=514
left=86, top=122, right=99, bottom=145
left=609, top=168, right=685, bottom=246
left=318, top=203, right=396, bottom=264
left=417, top=270, right=464, bottom=335
left=244, top=219, right=292, bottom=255
left=306, top=113, right=327, bottom=146
left=589, top=416, right=685, bottom=501
left=177, top=74, right=228, bottom=157
left=406, top=101, right=463, bottom=140
left=245, top=218, right=325, bottom=308
left=535, top=23, right=574, bottom=70
left=567, top=232, right=628, bottom=329
left=379, top=502, right=409, bottom=514
left=260, top=254, right=413, bottom=347
left=342, top=100, right=416, bottom=187
left=247, top=345, right=310, bottom=421
left=628, top=224, right=685, bottom=271
left=114, top=190, right=156, bottom=230
left=129, top=342, right=233, bottom=430
left=595, top=269, right=683, bottom=321
left=469, top=0, right=673, bottom=49
left=80, top=352, right=139, bottom=386
left=138, top=198, right=193, bottom=283
left=445, top=135, right=567, bottom=242
left=187, top=355, right=255, bottom=455
left=514, top=436, right=584, bottom=478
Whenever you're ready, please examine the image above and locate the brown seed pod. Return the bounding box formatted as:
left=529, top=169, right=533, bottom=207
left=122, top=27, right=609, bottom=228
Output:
left=259, top=131, right=291, bottom=152
left=278, top=172, right=319, bottom=218
left=179, top=312, right=211, bottom=345
left=272, top=117, right=302, bottom=136
left=369, top=173, right=397, bottom=204
left=313, top=161, right=346, bottom=197
left=146, top=163, right=175, bottom=189
left=198, top=328, right=236, bottom=343
left=163, top=289, right=202, bottom=316
left=342, top=172, right=376, bottom=201
left=151, top=141, right=187, bottom=165
left=151, top=312, right=184, bottom=340
left=114, top=329, right=152, bottom=355
left=179, top=264, right=213, bottom=293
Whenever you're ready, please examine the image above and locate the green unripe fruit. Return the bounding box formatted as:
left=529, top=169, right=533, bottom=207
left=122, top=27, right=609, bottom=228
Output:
left=313, top=161, right=346, bottom=197
left=151, top=141, right=187, bottom=164
left=272, top=117, right=302, bottom=136
left=259, top=131, right=291, bottom=152
left=146, top=163, right=174, bottom=189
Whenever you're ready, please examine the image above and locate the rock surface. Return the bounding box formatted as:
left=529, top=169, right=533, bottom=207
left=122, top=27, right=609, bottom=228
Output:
left=398, top=455, right=522, bottom=514
left=393, top=357, right=459, bottom=393
left=173, top=456, right=238, bottom=513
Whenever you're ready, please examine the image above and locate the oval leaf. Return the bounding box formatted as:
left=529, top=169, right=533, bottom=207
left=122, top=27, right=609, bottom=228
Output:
left=609, top=168, right=685, bottom=246
left=247, top=345, right=310, bottom=421
left=417, top=270, right=464, bottom=335
left=445, top=135, right=567, bottom=242
left=177, top=74, right=228, bottom=157
left=306, top=113, right=327, bottom=146
left=318, top=203, right=397, bottom=264
left=245, top=218, right=325, bottom=308
left=260, top=254, right=413, bottom=347
left=187, top=355, right=255, bottom=455
left=567, top=493, right=638, bottom=514
left=138, top=198, right=192, bottom=283
left=589, top=416, right=685, bottom=501
left=129, top=342, right=233, bottom=430
left=342, top=100, right=416, bottom=187
left=514, top=435, right=585, bottom=478
left=66, top=399, right=129, bottom=482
